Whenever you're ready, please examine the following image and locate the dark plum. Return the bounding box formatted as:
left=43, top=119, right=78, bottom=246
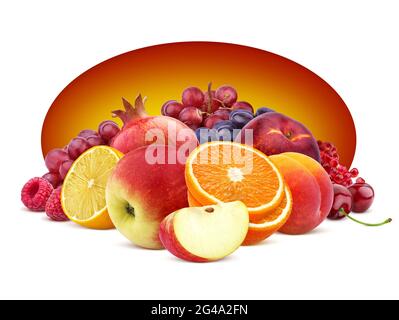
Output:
left=195, top=127, right=218, bottom=144
left=229, top=110, right=254, bottom=128
left=214, top=120, right=237, bottom=142
left=255, top=107, right=275, bottom=117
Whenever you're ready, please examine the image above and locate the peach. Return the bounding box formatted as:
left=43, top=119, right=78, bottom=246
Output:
left=270, top=152, right=333, bottom=234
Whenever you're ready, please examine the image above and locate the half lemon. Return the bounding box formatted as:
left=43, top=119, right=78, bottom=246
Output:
left=61, top=146, right=123, bottom=229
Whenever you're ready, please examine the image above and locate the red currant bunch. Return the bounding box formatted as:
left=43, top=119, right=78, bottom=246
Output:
left=318, top=140, right=359, bottom=187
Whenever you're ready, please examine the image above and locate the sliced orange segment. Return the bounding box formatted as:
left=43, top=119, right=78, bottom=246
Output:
left=187, top=191, right=202, bottom=207
left=243, top=185, right=292, bottom=245
left=61, top=146, right=123, bottom=229
left=185, top=141, right=285, bottom=218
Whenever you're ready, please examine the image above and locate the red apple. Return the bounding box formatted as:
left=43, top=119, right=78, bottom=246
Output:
left=236, top=112, right=320, bottom=162
left=106, top=145, right=189, bottom=249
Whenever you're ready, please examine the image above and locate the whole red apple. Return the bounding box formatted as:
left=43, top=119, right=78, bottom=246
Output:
left=236, top=112, right=320, bottom=162
left=106, top=145, right=189, bottom=249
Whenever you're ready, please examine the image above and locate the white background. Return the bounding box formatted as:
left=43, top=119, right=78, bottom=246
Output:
left=1, top=0, right=398, bottom=299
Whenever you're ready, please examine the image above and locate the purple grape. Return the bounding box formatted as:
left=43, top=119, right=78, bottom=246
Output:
left=215, top=85, right=238, bottom=107
left=231, top=101, right=254, bottom=113
left=182, top=87, right=204, bottom=108
left=67, top=137, right=91, bottom=160
left=161, top=100, right=185, bottom=118
left=86, top=135, right=105, bottom=147
left=42, top=172, right=62, bottom=188
left=179, top=107, right=203, bottom=130
left=98, top=120, right=120, bottom=142
left=78, top=129, right=97, bottom=139
left=45, top=149, right=70, bottom=173
left=59, top=160, right=74, bottom=179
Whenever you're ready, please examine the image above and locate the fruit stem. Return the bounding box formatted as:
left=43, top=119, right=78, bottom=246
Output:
left=339, top=208, right=392, bottom=227
left=126, top=203, right=135, bottom=216
left=206, top=82, right=213, bottom=114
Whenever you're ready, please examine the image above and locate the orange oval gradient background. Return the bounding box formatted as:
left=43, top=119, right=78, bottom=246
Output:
left=42, top=42, right=356, bottom=166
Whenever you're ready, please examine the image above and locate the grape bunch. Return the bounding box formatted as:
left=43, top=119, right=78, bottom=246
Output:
left=318, top=140, right=359, bottom=187
left=161, top=83, right=274, bottom=143
left=42, top=120, right=120, bottom=188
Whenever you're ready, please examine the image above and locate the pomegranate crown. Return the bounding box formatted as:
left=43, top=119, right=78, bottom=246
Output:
left=112, top=94, right=148, bottom=127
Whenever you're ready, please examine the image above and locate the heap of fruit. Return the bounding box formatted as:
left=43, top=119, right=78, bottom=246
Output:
left=161, top=83, right=274, bottom=143
left=22, top=119, right=120, bottom=221
left=21, top=84, right=391, bottom=263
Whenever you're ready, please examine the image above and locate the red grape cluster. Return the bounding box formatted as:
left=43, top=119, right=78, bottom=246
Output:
left=318, top=140, right=359, bottom=187
left=162, top=84, right=274, bottom=143
left=42, top=120, right=120, bottom=188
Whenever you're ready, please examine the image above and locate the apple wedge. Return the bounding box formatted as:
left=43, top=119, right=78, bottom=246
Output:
left=159, top=201, right=249, bottom=262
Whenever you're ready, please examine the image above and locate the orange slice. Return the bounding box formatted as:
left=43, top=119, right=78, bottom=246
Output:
left=185, top=141, right=285, bottom=218
left=187, top=191, right=202, bottom=207
left=61, top=146, right=123, bottom=229
left=243, top=185, right=292, bottom=245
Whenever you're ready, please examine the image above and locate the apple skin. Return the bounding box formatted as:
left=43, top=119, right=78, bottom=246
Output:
left=159, top=213, right=208, bottom=262
left=106, top=145, right=189, bottom=249
left=159, top=201, right=249, bottom=262
left=236, top=112, right=320, bottom=162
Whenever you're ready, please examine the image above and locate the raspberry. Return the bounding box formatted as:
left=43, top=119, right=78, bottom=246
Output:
left=21, top=177, right=53, bottom=211
left=45, top=187, right=69, bottom=221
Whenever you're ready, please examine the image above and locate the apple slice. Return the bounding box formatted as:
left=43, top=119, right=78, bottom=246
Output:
left=159, top=201, right=249, bottom=262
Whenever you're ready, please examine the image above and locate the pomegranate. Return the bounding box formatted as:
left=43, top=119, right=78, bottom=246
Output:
left=110, top=95, right=198, bottom=154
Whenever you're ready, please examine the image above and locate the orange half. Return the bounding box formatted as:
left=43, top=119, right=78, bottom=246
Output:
left=185, top=141, right=285, bottom=218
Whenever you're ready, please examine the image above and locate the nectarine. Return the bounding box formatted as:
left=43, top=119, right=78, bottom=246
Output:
left=236, top=112, right=320, bottom=162
left=270, top=152, right=333, bottom=234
